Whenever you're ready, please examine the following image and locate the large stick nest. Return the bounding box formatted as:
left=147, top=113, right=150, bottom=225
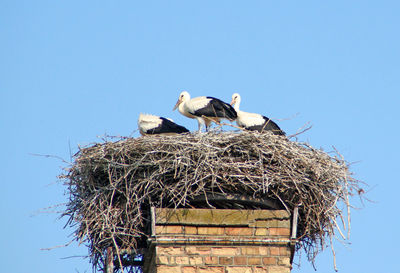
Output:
left=62, top=131, right=362, bottom=272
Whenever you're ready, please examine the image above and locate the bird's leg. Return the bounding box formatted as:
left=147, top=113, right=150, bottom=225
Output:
left=196, top=117, right=204, bottom=133
left=203, top=116, right=212, bottom=132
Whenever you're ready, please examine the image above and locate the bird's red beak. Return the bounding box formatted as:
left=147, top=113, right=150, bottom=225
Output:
left=173, top=98, right=182, bottom=111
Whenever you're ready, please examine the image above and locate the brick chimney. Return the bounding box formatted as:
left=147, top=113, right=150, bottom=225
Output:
left=143, top=208, right=295, bottom=273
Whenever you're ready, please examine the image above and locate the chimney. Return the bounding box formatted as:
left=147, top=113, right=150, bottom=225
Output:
left=143, top=208, right=295, bottom=273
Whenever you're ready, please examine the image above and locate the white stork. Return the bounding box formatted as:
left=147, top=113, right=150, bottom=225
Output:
left=173, top=91, right=237, bottom=132
left=138, top=113, right=189, bottom=135
left=230, top=93, right=285, bottom=135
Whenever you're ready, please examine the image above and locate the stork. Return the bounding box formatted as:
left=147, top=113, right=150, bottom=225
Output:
left=138, top=113, right=189, bottom=135
left=230, top=93, right=285, bottom=135
left=173, top=91, right=237, bottom=132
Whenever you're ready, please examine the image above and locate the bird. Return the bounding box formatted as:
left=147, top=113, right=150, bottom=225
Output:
left=173, top=91, right=237, bottom=132
left=230, top=93, right=285, bottom=135
left=138, top=113, right=189, bottom=135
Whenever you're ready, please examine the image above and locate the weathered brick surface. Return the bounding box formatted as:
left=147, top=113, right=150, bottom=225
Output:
left=259, top=247, right=269, bottom=255
left=255, top=228, right=268, bottom=236
left=198, top=226, right=225, bottom=235
left=212, top=247, right=240, bottom=256
left=225, top=227, right=253, bottom=236
left=270, top=246, right=289, bottom=256
left=157, top=265, right=180, bottom=273
left=278, top=257, right=291, bottom=266
left=186, top=246, right=211, bottom=255
left=156, top=255, right=168, bottom=265
left=175, top=256, right=189, bottom=265
left=254, top=267, right=268, bottom=273
left=226, top=266, right=252, bottom=273
left=204, top=256, right=218, bottom=265
left=198, top=266, right=224, bottom=273
left=219, top=257, right=233, bottom=265
left=241, top=246, right=260, bottom=255
left=269, top=227, right=291, bottom=236
left=263, top=257, right=277, bottom=265
left=248, top=257, right=262, bottom=265
left=233, top=256, right=247, bottom=265
left=269, top=266, right=291, bottom=273
left=184, top=226, right=198, bottom=235
left=155, top=225, right=183, bottom=234
left=145, top=208, right=293, bottom=273
left=157, top=246, right=183, bottom=255
left=182, top=266, right=196, bottom=273
left=189, top=256, right=203, bottom=265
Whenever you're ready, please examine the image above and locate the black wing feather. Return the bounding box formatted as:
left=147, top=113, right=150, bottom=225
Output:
left=192, top=97, right=237, bottom=120
left=147, top=118, right=189, bottom=134
left=246, top=116, right=285, bottom=135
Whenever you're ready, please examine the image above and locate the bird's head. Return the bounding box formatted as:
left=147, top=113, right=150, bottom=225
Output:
left=230, top=93, right=241, bottom=106
left=173, top=91, right=190, bottom=110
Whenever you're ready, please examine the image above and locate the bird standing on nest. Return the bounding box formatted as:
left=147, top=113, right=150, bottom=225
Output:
left=173, top=91, right=237, bottom=132
left=230, top=93, right=285, bottom=135
left=138, top=113, right=189, bottom=135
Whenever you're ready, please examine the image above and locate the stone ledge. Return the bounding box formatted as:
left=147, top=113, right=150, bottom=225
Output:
left=156, top=208, right=290, bottom=226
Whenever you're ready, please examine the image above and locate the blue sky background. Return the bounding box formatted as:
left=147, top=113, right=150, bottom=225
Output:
left=1, top=1, right=399, bottom=272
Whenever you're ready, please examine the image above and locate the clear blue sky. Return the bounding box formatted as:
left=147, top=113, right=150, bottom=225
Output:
left=1, top=1, right=399, bottom=272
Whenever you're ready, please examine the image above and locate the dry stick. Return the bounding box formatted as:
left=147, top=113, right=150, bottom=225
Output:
left=330, top=234, right=338, bottom=272
left=41, top=239, right=75, bottom=251
left=288, top=123, right=313, bottom=139
left=111, top=234, right=124, bottom=273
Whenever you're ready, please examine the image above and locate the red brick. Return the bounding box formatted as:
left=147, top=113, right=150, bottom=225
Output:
left=156, top=255, right=168, bottom=265
left=189, top=256, right=203, bottom=265
left=269, top=246, right=289, bottom=256
left=269, top=266, right=291, bottom=273
left=182, top=266, right=196, bottom=273
left=157, top=246, right=183, bottom=255
left=255, top=228, right=268, bottom=236
left=248, top=257, right=262, bottom=265
left=186, top=246, right=211, bottom=255
left=198, top=226, right=225, bottom=235
left=226, top=266, right=252, bottom=273
left=254, top=267, right=268, bottom=273
left=156, top=225, right=183, bottom=234
left=263, top=257, right=277, bottom=265
left=212, top=247, right=240, bottom=256
left=233, top=256, right=247, bottom=265
left=184, top=226, right=198, bottom=234
left=259, top=246, right=269, bottom=255
left=278, top=257, right=291, bottom=266
left=175, top=256, right=190, bottom=265
left=269, top=227, right=290, bottom=236
left=241, top=246, right=260, bottom=255
left=225, top=227, right=253, bottom=236
left=198, top=266, right=224, bottom=273
left=219, top=257, right=233, bottom=265
left=204, top=256, right=218, bottom=265
left=157, top=265, right=180, bottom=273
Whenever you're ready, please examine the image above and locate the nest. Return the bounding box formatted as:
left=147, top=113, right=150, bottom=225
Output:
left=62, top=131, right=362, bottom=272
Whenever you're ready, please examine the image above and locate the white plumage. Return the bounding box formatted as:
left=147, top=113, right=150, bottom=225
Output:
left=138, top=113, right=189, bottom=135
left=230, top=93, right=285, bottom=135
left=173, top=91, right=237, bottom=132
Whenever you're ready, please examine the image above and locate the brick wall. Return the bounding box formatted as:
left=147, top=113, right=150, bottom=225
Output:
left=143, top=208, right=294, bottom=273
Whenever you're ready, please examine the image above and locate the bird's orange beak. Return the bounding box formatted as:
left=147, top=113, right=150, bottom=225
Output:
left=173, top=98, right=182, bottom=111
left=230, top=98, right=235, bottom=106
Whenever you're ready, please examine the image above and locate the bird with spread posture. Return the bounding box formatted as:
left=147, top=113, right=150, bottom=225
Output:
left=230, top=93, right=285, bottom=135
left=173, top=91, right=237, bottom=132
left=138, top=113, right=189, bottom=135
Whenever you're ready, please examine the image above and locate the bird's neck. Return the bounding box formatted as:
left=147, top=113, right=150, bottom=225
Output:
left=233, top=100, right=241, bottom=111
